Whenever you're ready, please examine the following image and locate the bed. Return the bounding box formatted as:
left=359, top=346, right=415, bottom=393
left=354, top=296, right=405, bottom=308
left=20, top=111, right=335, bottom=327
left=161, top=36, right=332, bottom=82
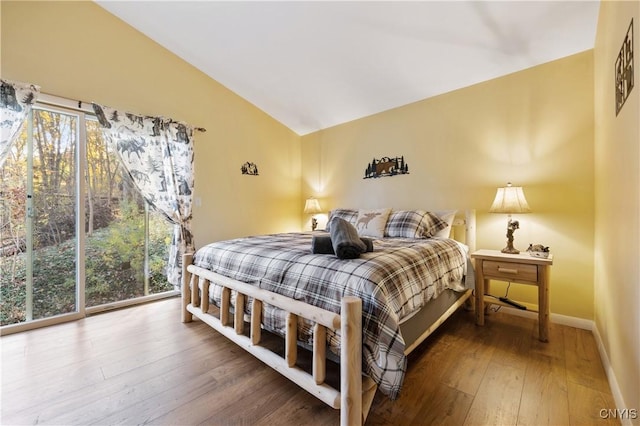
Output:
left=181, top=209, right=476, bottom=425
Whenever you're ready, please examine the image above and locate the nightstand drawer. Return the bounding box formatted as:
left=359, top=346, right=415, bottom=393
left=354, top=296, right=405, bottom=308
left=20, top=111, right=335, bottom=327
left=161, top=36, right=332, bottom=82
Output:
left=483, top=260, right=537, bottom=282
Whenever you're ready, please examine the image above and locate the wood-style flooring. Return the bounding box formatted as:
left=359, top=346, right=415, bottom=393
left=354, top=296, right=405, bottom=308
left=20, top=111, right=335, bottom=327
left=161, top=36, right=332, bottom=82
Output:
left=1, top=297, right=617, bottom=425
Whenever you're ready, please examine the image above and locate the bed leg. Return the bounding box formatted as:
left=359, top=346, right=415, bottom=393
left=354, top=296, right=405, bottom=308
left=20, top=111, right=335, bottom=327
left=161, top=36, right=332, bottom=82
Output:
left=361, top=377, right=378, bottom=424
left=182, top=253, right=193, bottom=323
left=341, top=296, right=362, bottom=426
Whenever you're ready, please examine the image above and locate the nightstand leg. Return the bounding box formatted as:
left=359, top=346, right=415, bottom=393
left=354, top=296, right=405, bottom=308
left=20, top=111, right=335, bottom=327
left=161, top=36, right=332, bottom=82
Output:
left=475, top=260, right=485, bottom=326
left=539, top=265, right=550, bottom=342
left=483, top=279, right=491, bottom=315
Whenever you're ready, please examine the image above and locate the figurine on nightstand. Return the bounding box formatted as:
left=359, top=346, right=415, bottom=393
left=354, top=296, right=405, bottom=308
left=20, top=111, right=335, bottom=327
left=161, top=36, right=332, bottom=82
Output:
left=527, top=244, right=550, bottom=258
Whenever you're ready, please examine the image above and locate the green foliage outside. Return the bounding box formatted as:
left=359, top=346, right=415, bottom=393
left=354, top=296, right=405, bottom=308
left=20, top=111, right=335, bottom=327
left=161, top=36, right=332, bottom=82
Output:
left=0, top=207, right=173, bottom=326
left=0, top=109, right=175, bottom=327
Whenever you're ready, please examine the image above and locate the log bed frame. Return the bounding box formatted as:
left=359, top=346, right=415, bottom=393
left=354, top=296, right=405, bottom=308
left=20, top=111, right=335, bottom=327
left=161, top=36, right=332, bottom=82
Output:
left=181, top=210, right=476, bottom=425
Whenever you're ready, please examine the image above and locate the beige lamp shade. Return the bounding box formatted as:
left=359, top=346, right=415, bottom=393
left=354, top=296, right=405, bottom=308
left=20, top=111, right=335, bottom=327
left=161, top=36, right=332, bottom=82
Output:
left=489, top=183, right=531, bottom=214
left=303, top=198, right=322, bottom=214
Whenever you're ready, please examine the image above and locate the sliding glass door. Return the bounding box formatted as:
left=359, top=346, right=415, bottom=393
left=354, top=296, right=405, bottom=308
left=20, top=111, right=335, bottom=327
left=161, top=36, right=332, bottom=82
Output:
left=1, top=107, right=81, bottom=324
left=1, top=100, right=175, bottom=330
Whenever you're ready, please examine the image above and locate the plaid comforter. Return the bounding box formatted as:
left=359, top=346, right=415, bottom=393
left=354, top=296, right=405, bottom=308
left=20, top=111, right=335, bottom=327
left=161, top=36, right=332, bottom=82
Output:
left=193, top=232, right=469, bottom=399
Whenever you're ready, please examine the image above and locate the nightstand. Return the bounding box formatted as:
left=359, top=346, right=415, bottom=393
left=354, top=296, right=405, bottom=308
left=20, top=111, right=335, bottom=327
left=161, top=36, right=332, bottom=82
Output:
left=471, top=249, right=553, bottom=342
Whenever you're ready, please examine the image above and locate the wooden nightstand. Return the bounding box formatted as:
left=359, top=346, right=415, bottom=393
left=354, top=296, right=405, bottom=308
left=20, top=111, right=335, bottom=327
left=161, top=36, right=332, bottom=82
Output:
left=471, top=249, right=554, bottom=342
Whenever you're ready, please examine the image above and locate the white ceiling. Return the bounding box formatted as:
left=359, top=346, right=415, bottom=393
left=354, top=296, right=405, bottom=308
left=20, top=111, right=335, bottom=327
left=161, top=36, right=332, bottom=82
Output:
left=96, top=1, right=600, bottom=135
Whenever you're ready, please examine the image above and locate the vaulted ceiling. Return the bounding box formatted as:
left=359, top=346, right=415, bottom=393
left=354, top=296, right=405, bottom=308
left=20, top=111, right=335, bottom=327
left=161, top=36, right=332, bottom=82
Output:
left=96, top=1, right=600, bottom=135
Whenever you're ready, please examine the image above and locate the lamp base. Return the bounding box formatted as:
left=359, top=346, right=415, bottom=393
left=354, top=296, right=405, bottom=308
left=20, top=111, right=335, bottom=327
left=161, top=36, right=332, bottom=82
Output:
left=501, top=217, right=521, bottom=254
left=501, top=246, right=520, bottom=254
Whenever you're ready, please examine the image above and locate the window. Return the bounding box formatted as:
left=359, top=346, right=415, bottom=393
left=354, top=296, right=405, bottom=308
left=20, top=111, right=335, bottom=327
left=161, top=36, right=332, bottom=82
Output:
left=0, top=96, right=177, bottom=332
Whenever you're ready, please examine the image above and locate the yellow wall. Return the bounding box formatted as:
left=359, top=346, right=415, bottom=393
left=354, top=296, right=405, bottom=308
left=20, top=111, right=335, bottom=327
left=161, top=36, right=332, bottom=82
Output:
left=594, top=0, right=640, bottom=415
left=302, top=52, right=596, bottom=320
left=1, top=1, right=302, bottom=247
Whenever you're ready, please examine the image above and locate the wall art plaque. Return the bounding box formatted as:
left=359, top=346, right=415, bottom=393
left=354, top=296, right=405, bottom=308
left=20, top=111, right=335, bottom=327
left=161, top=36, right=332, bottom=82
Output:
left=241, top=161, right=259, bottom=176
left=363, top=156, right=409, bottom=179
left=615, top=19, right=634, bottom=116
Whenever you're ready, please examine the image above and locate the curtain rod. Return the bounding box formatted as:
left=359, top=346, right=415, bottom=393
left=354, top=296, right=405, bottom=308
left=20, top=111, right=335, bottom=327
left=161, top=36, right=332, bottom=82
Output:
left=37, top=93, right=206, bottom=132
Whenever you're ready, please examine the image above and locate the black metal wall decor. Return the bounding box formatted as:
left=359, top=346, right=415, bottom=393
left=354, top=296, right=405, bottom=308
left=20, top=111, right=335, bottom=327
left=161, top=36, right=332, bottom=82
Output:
left=615, top=19, right=634, bottom=116
left=241, top=161, right=259, bottom=176
left=363, top=156, right=409, bottom=179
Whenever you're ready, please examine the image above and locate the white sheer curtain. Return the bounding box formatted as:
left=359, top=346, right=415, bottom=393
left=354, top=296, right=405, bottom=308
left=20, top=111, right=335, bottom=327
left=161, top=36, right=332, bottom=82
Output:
left=92, top=103, right=196, bottom=287
left=0, top=79, right=40, bottom=168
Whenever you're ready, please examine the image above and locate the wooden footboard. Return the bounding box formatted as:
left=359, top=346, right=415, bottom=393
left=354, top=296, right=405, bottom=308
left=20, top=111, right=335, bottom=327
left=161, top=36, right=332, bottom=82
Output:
left=181, top=253, right=372, bottom=425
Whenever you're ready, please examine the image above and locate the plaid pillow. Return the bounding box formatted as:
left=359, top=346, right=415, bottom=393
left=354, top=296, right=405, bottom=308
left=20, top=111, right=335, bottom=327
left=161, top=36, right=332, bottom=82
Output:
left=326, top=208, right=359, bottom=232
left=432, top=210, right=457, bottom=238
left=385, top=210, right=448, bottom=238
left=420, top=211, right=450, bottom=238
left=384, top=210, right=426, bottom=238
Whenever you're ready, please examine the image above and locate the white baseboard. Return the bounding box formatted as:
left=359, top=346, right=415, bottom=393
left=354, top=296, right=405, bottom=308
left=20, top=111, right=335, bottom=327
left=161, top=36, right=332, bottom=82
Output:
left=592, top=325, right=633, bottom=426
left=550, top=311, right=594, bottom=330
left=496, top=305, right=630, bottom=425
left=490, top=304, right=593, bottom=330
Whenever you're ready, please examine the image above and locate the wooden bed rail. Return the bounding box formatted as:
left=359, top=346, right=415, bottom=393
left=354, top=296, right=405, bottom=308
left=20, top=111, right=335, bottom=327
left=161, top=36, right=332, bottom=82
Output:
left=181, top=253, right=368, bottom=425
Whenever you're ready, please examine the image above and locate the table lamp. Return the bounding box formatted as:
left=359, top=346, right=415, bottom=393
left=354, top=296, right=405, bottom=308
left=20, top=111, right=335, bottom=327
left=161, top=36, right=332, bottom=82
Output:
left=489, top=182, right=531, bottom=254
left=304, top=197, right=322, bottom=231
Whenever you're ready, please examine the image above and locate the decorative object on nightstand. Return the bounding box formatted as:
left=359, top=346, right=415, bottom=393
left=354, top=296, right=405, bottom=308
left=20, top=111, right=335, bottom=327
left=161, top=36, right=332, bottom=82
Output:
left=304, top=197, right=322, bottom=231
left=489, top=182, right=531, bottom=254
left=527, top=244, right=550, bottom=258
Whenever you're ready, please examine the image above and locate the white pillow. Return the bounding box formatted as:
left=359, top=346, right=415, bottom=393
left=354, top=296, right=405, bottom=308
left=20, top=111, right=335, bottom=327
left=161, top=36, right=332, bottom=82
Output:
left=433, top=210, right=457, bottom=238
left=355, top=208, right=391, bottom=238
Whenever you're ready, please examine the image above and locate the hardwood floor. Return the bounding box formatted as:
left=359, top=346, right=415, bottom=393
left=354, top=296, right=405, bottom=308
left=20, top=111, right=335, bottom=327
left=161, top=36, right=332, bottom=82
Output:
left=1, top=297, right=617, bottom=425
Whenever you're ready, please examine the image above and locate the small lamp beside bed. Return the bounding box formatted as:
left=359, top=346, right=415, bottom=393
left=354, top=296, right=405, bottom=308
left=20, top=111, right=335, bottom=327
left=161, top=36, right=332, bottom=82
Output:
left=304, top=197, right=322, bottom=231
left=489, top=182, right=531, bottom=254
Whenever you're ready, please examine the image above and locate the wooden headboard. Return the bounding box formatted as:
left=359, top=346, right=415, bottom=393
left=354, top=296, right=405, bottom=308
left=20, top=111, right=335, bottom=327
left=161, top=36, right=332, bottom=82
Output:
left=451, top=209, right=476, bottom=253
